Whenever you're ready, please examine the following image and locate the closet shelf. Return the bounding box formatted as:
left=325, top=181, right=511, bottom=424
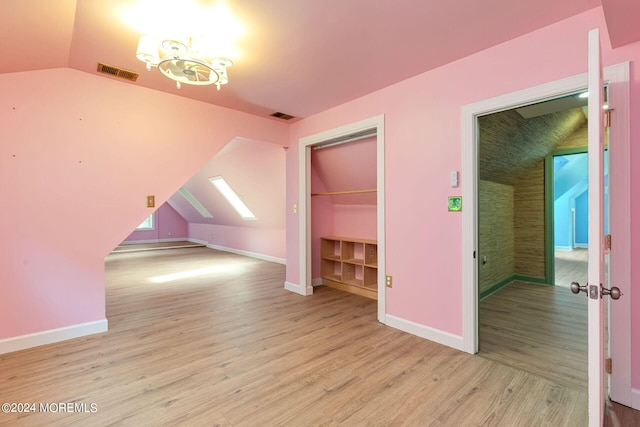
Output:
left=311, top=189, right=376, bottom=197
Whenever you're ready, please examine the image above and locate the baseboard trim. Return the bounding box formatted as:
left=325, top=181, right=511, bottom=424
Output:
left=479, top=276, right=513, bottom=301
left=312, top=278, right=323, bottom=287
left=574, top=243, right=588, bottom=249
left=205, top=244, right=286, bottom=265
left=120, top=238, right=187, bottom=245
left=632, top=388, right=640, bottom=410
left=480, top=274, right=549, bottom=301
left=284, top=281, right=313, bottom=296
left=385, top=315, right=464, bottom=352
left=187, top=238, right=208, bottom=245
left=0, top=319, right=108, bottom=355
left=554, top=245, right=573, bottom=251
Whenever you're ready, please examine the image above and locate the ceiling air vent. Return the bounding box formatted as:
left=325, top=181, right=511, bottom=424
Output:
left=97, top=63, right=139, bottom=82
left=270, top=111, right=295, bottom=120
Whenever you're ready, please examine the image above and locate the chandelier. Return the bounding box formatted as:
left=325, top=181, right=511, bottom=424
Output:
left=136, top=35, right=232, bottom=90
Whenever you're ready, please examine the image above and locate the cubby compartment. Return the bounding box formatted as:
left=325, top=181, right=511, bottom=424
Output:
left=322, top=238, right=341, bottom=260
left=365, top=243, right=377, bottom=267
left=321, top=259, right=342, bottom=282
left=364, top=266, right=377, bottom=289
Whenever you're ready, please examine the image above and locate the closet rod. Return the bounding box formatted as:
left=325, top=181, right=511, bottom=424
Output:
left=311, top=189, right=377, bottom=197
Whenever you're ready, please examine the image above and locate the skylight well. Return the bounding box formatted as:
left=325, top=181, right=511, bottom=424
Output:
left=209, top=176, right=256, bottom=220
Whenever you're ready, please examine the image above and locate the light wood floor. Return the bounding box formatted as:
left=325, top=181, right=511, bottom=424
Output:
left=555, top=248, right=588, bottom=287
left=479, top=281, right=587, bottom=390
left=1, top=247, right=638, bottom=426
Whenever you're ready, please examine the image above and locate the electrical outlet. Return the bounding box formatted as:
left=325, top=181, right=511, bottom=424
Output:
left=385, top=275, right=393, bottom=288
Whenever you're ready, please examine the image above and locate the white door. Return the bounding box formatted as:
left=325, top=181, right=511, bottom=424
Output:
left=572, top=33, right=627, bottom=423
left=587, top=27, right=605, bottom=427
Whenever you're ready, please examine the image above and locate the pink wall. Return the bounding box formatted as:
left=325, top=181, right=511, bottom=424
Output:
left=332, top=205, right=377, bottom=239
left=286, top=7, right=640, bottom=388
left=1, top=67, right=288, bottom=340
left=123, top=202, right=188, bottom=243
left=188, top=223, right=285, bottom=261
left=310, top=166, right=333, bottom=280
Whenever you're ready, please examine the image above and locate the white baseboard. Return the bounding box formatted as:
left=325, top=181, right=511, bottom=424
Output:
left=284, top=281, right=313, bottom=296
left=554, top=246, right=573, bottom=251
left=312, top=278, right=323, bottom=287
left=205, top=244, right=285, bottom=264
left=187, top=238, right=208, bottom=245
left=120, top=238, right=188, bottom=245
left=574, top=243, right=588, bottom=249
left=0, top=319, right=108, bottom=355
left=385, top=315, right=465, bottom=352
left=632, top=388, right=640, bottom=410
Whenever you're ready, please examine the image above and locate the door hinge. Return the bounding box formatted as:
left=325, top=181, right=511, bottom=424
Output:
left=606, top=358, right=612, bottom=374
left=604, top=110, right=611, bottom=128
left=605, top=234, right=612, bottom=251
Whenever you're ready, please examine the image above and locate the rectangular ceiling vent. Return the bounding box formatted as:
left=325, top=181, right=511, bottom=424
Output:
left=270, top=111, right=295, bottom=120
left=97, top=63, right=139, bottom=82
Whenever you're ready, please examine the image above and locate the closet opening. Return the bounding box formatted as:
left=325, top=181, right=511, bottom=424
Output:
left=297, top=115, right=386, bottom=323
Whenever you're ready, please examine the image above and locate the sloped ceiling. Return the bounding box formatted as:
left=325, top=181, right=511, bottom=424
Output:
left=1, top=0, right=619, bottom=121
left=311, top=137, right=377, bottom=205
left=601, top=0, right=640, bottom=47
left=479, top=107, right=587, bottom=186
left=168, top=137, right=286, bottom=228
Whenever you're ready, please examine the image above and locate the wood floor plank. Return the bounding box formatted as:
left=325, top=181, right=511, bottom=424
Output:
left=479, top=281, right=588, bottom=390
left=0, top=247, right=637, bottom=426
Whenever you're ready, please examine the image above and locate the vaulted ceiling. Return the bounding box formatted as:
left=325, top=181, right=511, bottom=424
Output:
left=6, top=0, right=638, bottom=122
left=6, top=1, right=639, bottom=232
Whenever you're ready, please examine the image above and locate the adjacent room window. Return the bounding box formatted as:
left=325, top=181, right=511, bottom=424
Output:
left=209, top=176, right=256, bottom=220
left=137, top=214, right=154, bottom=230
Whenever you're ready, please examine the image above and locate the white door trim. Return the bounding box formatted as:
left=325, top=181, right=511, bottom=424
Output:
left=297, top=115, right=386, bottom=323
left=461, top=63, right=632, bottom=406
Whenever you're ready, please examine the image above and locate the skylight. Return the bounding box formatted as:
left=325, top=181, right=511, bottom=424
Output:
left=178, top=186, right=213, bottom=218
left=209, top=176, right=256, bottom=220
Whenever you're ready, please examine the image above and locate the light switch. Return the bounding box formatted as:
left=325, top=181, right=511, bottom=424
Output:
left=293, top=203, right=298, bottom=213
left=450, top=171, right=459, bottom=188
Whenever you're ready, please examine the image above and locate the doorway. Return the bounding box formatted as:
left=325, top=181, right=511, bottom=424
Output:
left=296, top=115, right=387, bottom=323
left=552, top=150, right=588, bottom=288
left=551, top=148, right=610, bottom=289
left=476, top=92, right=589, bottom=388
left=461, top=62, right=632, bottom=405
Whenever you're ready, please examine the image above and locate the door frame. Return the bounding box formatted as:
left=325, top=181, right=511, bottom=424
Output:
left=461, top=63, right=632, bottom=406
left=544, top=146, right=590, bottom=285
left=297, top=114, right=386, bottom=323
